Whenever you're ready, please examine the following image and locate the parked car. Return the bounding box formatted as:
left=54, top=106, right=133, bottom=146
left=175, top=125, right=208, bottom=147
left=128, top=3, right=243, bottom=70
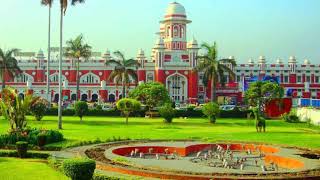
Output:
left=219, top=105, right=236, bottom=111
left=101, top=104, right=113, bottom=111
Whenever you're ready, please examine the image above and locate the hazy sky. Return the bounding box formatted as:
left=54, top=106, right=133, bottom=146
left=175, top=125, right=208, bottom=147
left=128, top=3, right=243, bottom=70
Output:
left=0, top=0, right=319, bottom=63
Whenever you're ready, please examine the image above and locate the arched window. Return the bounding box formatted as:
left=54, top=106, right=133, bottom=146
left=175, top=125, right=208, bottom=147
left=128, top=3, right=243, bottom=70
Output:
left=49, top=73, right=66, bottom=82
left=173, top=26, right=179, bottom=37
left=181, top=27, right=185, bottom=38
left=167, top=26, right=171, bottom=37
left=147, top=73, right=154, bottom=82
left=80, top=73, right=100, bottom=84
left=15, top=73, right=33, bottom=83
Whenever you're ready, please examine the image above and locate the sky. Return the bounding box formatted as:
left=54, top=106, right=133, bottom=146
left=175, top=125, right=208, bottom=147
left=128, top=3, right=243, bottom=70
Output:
left=0, top=0, right=319, bottom=63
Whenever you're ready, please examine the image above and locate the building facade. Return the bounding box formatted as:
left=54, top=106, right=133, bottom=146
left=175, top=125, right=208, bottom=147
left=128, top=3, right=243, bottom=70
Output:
left=2, top=2, right=320, bottom=103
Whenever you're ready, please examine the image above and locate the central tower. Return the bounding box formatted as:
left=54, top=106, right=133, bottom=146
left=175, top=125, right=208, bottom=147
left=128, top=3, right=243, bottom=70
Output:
left=159, top=2, right=191, bottom=51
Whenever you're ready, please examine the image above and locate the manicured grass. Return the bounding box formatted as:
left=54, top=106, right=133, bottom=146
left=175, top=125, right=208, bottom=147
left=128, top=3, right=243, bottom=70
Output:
left=1, top=116, right=320, bottom=149
left=0, top=157, right=68, bottom=180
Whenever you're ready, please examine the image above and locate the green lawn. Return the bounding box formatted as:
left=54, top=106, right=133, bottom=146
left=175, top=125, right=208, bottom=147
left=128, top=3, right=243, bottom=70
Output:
left=1, top=116, right=320, bottom=149
left=0, top=157, right=68, bottom=180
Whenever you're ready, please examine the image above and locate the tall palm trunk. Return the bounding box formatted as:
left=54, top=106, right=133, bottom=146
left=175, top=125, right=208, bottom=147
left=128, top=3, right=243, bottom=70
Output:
left=76, top=57, right=80, bottom=101
left=58, top=6, right=63, bottom=130
left=122, top=80, right=126, bottom=98
left=2, top=69, right=6, bottom=89
left=211, top=77, right=216, bottom=102
left=46, top=6, right=51, bottom=104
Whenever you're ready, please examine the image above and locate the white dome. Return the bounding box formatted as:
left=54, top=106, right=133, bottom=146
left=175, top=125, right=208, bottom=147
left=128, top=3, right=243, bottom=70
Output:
left=248, top=58, right=254, bottom=64
left=289, top=56, right=296, bottom=63
left=166, top=2, right=186, bottom=15
left=276, top=58, right=283, bottom=64
left=138, top=49, right=144, bottom=55
left=304, top=59, right=310, bottom=65
left=229, top=56, right=235, bottom=60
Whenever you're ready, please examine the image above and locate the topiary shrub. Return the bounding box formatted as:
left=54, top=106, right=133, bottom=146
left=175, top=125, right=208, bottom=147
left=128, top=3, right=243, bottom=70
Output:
left=116, top=98, right=141, bottom=124
left=62, top=158, right=96, bottom=180
left=282, top=110, right=300, bottom=123
left=74, top=101, right=89, bottom=122
left=30, top=97, right=49, bottom=121
left=202, top=102, right=220, bottom=123
left=37, top=133, right=47, bottom=148
left=16, top=141, right=28, bottom=158
left=159, top=103, right=176, bottom=123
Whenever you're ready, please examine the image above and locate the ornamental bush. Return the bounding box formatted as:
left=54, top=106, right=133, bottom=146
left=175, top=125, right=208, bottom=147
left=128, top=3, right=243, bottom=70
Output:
left=30, top=97, right=49, bottom=121
left=16, top=141, right=28, bottom=158
left=62, top=158, right=96, bottom=180
left=74, top=101, right=89, bottom=122
left=0, top=128, right=63, bottom=147
left=282, top=109, right=300, bottom=123
left=116, top=98, right=141, bottom=124
left=159, top=103, right=176, bottom=123
left=202, top=102, right=220, bottom=123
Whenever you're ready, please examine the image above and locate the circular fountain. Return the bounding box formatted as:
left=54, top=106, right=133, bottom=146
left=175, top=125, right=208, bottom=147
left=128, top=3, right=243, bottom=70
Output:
left=85, top=140, right=320, bottom=179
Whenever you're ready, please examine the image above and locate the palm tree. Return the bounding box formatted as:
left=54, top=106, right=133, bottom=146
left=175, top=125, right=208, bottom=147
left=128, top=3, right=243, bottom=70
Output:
left=0, top=48, right=22, bottom=89
left=58, top=0, right=86, bottom=129
left=106, top=51, right=140, bottom=98
left=194, top=42, right=236, bottom=102
left=65, top=34, right=92, bottom=101
left=41, top=0, right=53, bottom=104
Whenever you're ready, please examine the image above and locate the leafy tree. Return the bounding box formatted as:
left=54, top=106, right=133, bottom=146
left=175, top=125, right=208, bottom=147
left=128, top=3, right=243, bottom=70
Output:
left=0, top=87, right=32, bottom=132
left=106, top=51, right=140, bottom=98
left=0, top=48, right=22, bottom=89
left=129, top=82, right=170, bottom=115
left=30, top=97, right=49, bottom=121
left=202, top=102, right=220, bottom=123
left=74, top=101, right=88, bottom=122
left=159, top=103, right=176, bottom=123
left=193, top=42, right=236, bottom=102
left=65, top=34, right=92, bottom=101
left=116, top=98, right=141, bottom=124
left=245, top=81, right=284, bottom=132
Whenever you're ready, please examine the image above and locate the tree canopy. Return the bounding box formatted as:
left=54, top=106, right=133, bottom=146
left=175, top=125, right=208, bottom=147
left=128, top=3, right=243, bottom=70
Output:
left=129, top=82, right=170, bottom=111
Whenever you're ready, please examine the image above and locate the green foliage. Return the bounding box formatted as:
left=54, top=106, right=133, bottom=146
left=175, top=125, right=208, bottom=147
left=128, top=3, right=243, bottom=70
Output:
left=74, top=101, right=89, bottom=122
left=106, top=51, right=140, bottom=98
left=0, top=149, right=50, bottom=159
left=282, top=109, right=300, bottom=123
left=129, top=82, right=170, bottom=111
left=116, top=98, right=141, bottom=124
left=245, top=81, right=284, bottom=132
left=0, top=87, right=32, bottom=131
left=193, top=42, right=236, bottom=101
left=30, top=97, right=49, bottom=121
left=159, top=103, right=176, bottom=123
left=0, top=128, right=63, bottom=147
left=93, top=173, right=124, bottom=180
left=202, top=102, right=220, bottom=123
left=16, top=141, right=28, bottom=158
left=62, top=158, right=96, bottom=180
left=0, top=48, right=22, bottom=88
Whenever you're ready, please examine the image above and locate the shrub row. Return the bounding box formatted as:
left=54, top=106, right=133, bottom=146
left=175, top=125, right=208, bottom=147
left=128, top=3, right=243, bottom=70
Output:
left=93, top=173, right=125, bottom=180
left=45, top=107, right=147, bottom=117
left=0, top=128, right=64, bottom=147
left=0, top=149, right=50, bottom=159
left=44, top=107, right=252, bottom=118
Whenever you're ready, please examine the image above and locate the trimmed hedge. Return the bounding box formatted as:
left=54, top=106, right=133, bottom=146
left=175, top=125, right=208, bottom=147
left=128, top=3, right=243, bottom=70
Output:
left=43, top=106, right=252, bottom=118
left=93, top=173, right=124, bottom=180
left=62, top=158, right=96, bottom=180
left=0, top=149, right=50, bottom=159
left=0, top=128, right=64, bottom=147
left=16, top=141, right=28, bottom=158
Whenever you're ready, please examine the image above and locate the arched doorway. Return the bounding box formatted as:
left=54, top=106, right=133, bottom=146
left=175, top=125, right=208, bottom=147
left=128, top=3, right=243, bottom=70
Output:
left=18, top=93, right=24, bottom=100
left=91, top=94, right=98, bottom=102
left=118, top=94, right=123, bottom=100
left=71, top=94, right=77, bottom=101
left=54, top=94, right=59, bottom=103
left=108, top=94, right=115, bottom=102
left=166, top=73, right=188, bottom=103
left=81, top=94, right=88, bottom=102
